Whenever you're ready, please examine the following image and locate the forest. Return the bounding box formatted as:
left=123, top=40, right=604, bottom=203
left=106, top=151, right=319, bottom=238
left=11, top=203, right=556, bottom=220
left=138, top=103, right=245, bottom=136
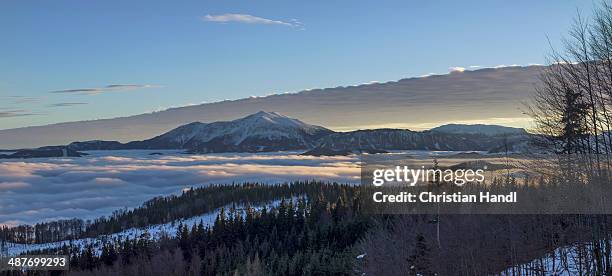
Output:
left=0, top=180, right=607, bottom=275
left=0, top=182, right=348, bottom=244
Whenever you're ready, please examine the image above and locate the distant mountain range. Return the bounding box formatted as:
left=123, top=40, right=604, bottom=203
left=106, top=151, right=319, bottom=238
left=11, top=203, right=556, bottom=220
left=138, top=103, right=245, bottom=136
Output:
left=431, top=124, right=527, bottom=136
left=0, top=66, right=542, bottom=149
left=1, top=111, right=534, bottom=158
left=303, top=128, right=530, bottom=156
left=0, top=148, right=85, bottom=159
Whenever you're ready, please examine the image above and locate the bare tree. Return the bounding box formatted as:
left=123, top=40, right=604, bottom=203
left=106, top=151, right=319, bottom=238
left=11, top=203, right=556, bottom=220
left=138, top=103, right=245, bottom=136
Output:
left=527, top=2, right=612, bottom=274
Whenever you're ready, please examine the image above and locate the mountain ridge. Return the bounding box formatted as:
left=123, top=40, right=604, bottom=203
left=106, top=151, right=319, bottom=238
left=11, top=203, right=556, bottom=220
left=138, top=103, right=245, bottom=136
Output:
left=431, top=124, right=528, bottom=136
left=16, top=112, right=533, bottom=156
left=302, top=128, right=531, bottom=156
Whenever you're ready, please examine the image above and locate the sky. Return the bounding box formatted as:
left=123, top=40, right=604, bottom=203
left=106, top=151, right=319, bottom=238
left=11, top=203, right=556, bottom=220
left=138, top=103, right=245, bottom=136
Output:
left=0, top=0, right=596, bottom=130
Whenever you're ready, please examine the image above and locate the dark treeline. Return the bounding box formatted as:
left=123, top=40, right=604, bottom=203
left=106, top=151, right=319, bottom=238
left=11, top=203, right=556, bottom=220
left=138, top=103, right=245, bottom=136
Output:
left=0, top=181, right=343, bottom=244
left=1, top=219, right=85, bottom=245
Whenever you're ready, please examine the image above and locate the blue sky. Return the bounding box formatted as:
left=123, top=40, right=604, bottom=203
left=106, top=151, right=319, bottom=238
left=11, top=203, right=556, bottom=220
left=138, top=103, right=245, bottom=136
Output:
left=0, top=0, right=595, bottom=129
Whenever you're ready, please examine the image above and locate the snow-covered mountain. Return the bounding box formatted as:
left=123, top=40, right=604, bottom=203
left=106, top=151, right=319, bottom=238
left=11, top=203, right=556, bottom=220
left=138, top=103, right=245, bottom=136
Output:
left=186, top=111, right=333, bottom=153
left=431, top=124, right=528, bottom=136
left=123, top=111, right=333, bottom=153
left=124, top=122, right=211, bottom=150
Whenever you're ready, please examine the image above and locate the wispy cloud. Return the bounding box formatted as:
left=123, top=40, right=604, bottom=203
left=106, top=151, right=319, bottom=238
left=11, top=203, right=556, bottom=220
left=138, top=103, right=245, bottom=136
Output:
left=104, top=84, right=154, bottom=89
left=0, top=110, right=36, bottom=118
left=203, top=13, right=303, bottom=28
left=50, top=84, right=157, bottom=95
left=47, top=102, right=88, bottom=108
left=3, top=96, right=44, bottom=104
left=14, top=97, right=41, bottom=104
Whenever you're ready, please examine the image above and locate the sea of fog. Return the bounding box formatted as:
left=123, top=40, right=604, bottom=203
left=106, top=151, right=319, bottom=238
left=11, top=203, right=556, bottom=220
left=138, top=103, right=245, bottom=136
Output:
left=0, top=150, right=472, bottom=225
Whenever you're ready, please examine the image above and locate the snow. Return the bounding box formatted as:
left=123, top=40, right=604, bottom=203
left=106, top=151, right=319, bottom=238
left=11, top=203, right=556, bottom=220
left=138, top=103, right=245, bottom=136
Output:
left=501, top=241, right=609, bottom=275
left=159, top=122, right=209, bottom=145
left=155, top=111, right=329, bottom=147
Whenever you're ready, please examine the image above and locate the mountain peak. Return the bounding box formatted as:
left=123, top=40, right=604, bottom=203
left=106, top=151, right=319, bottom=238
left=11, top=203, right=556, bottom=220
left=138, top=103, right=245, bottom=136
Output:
left=122, top=111, right=333, bottom=152
left=253, top=110, right=282, bottom=117
left=245, top=111, right=286, bottom=121
left=238, top=111, right=311, bottom=129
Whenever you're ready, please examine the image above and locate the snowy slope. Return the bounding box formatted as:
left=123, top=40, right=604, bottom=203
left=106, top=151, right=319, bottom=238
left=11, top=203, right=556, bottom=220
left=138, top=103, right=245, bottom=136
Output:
left=146, top=122, right=210, bottom=147
left=187, top=111, right=330, bottom=145
left=4, top=200, right=284, bottom=256
left=131, top=111, right=333, bottom=152
left=501, top=241, right=609, bottom=275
